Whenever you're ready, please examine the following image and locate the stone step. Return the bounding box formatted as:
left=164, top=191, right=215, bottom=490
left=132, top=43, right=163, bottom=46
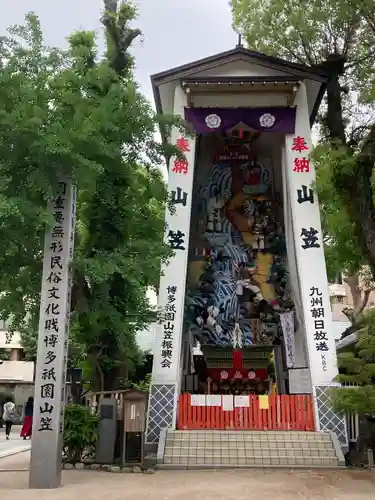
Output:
left=166, top=446, right=334, bottom=454
left=161, top=430, right=345, bottom=468
left=166, top=440, right=333, bottom=447
left=164, top=448, right=336, bottom=457
left=167, top=434, right=331, bottom=442
left=163, top=456, right=339, bottom=466
left=171, top=430, right=322, bottom=433
left=166, top=439, right=335, bottom=445
left=171, top=431, right=329, bottom=438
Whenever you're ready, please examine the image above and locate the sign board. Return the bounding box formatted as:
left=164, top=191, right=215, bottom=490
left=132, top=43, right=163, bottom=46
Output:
left=280, top=311, right=296, bottom=368
left=222, top=395, right=234, bottom=411
left=191, top=394, right=206, bottom=407
left=206, top=395, right=221, bottom=406
left=234, top=396, right=250, bottom=408
left=289, top=368, right=312, bottom=394
left=29, top=181, right=76, bottom=489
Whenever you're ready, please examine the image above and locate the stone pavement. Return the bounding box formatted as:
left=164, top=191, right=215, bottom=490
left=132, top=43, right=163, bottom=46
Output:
left=0, top=452, right=375, bottom=499
left=0, top=425, right=30, bottom=459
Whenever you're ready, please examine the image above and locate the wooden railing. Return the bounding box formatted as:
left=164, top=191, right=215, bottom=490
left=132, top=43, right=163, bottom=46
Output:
left=178, top=393, right=315, bottom=431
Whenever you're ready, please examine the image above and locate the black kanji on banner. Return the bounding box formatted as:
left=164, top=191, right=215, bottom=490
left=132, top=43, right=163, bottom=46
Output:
left=297, top=185, right=314, bottom=204
left=301, top=227, right=320, bottom=249
left=171, top=187, right=188, bottom=207
left=160, top=285, right=178, bottom=369
left=168, top=230, right=185, bottom=250
left=310, top=286, right=329, bottom=370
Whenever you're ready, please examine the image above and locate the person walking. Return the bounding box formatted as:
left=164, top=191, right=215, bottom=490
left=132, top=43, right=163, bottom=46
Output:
left=3, top=397, right=15, bottom=440
left=20, top=397, right=34, bottom=440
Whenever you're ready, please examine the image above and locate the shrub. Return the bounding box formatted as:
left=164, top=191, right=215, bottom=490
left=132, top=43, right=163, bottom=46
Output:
left=63, top=404, right=99, bottom=463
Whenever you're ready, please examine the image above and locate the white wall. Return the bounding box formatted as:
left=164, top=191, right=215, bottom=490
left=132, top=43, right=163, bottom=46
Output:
left=136, top=324, right=156, bottom=353
left=0, top=360, right=34, bottom=382
left=0, top=331, right=22, bottom=349
left=332, top=320, right=351, bottom=340
left=135, top=288, right=158, bottom=352
left=193, top=92, right=291, bottom=108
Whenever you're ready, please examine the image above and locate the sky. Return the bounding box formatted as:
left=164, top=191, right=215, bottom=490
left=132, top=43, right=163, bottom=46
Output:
left=0, top=0, right=237, bottom=103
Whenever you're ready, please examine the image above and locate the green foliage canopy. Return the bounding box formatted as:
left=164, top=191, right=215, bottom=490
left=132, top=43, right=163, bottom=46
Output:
left=0, top=3, right=177, bottom=389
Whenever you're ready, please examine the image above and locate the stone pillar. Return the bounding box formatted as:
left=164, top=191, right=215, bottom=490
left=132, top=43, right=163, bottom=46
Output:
left=283, top=83, right=348, bottom=447
left=146, top=85, right=196, bottom=446
left=29, top=181, right=76, bottom=489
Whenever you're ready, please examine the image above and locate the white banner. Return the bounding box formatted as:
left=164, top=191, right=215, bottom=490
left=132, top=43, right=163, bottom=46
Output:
left=283, top=83, right=339, bottom=386
left=151, top=132, right=196, bottom=384
left=280, top=311, right=296, bottom=368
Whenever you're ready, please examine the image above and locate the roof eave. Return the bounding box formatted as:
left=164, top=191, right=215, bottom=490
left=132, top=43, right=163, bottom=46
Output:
left=152, top=81, right=326, bottom=132
left=151, top=47, right=330, bottom=84
left=151, top=47, right=329, bottom=128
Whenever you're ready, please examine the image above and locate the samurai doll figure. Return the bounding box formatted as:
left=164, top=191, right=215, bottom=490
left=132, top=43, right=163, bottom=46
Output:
left=206, top=195, right=226, bottom=233
left=196, top=304, right=223, bottom=335
left=231, top=322, right=243, bottom=349
left=243, top=199, right=256, bottom=229
left=235, top=279, right=263, bottom=303
left=252, top=223, right=265, bottom=251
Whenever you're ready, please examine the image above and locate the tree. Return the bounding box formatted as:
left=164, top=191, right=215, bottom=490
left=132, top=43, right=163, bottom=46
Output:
left=0, top=2, right=177, bottom=390
left=231, top=0, right=375, bottom=120
left=231, top=0, right=375, bottom=324
left=333, top=309, right=375, bottom=463
left=318, top=166, right=374, bottom=325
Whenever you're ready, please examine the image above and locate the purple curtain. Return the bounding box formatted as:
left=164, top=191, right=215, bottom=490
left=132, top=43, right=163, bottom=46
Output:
left=184, top=107, right=296, bottom=135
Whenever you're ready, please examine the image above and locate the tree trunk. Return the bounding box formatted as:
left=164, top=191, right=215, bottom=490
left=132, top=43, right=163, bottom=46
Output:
left=346, top=416, right=375, bottom=467
left=343, top=274, right=370, bottom=323
left=326, top=74, right=346, bottom=144
left=317, top=54, right=347, bottom=144
left=102, top=366, right=125, bottom=391
left=96, top=362, right=105, bottom=392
